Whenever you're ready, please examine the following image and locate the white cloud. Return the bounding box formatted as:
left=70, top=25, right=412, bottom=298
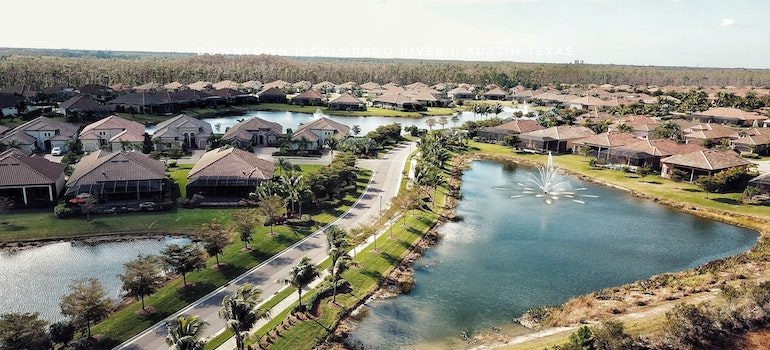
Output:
left=720, top=18, right=735, bottom=27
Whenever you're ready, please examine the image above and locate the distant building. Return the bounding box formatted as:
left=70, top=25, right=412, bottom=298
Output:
left=256, top=87, right=288, bottom=103
left=80, top=115, right=146, bottom=152
left=59, top=95, right=113, bottom=119
left=660, top=150, right=751, bottom=182
left=328, top=94, right=366, bottom=111
left=221, top=117, right=282, bottom=148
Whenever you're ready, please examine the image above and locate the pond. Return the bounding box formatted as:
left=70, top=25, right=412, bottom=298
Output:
left=0, top=236, right=190, bottom=322
left=146, top=107, right=528, bottom=135
left=345, top=160, right=758, bottom=349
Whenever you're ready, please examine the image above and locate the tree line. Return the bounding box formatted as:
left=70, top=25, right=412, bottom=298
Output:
left=2, top=53, right=770, bottom=89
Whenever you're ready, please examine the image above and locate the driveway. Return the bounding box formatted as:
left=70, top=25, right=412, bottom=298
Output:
left=43, top=154, right=63, bottom=163
left=115, top=141, right=414, bottom=350
left=173, top=149, right=205, bottom=165
left=254, top=147, right=334, bottom=166
left=752, top=160, right=770, bottom=174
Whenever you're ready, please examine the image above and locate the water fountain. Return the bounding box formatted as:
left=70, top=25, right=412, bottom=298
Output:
left=507, top=152, right=595, bottom=204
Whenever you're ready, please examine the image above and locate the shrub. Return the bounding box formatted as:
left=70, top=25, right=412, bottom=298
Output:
left=636, top=166, right=653, bottom=177
left=167, top=160, right=177, bottom=168
left=661, top=303, right=721, bottom=349
left=168, top=145, right=184, bottom=159
left=696, top=167, right=754, bottom=193
left=54, top=203, right=73, bottom=218
left=149, top=150, right=162, bottom=160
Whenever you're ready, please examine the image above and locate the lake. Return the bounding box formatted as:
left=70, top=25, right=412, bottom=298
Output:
left=345, top=160, right=758, bottom=349
left=146, top=107, right=529, bottom=135
left=0, top=236, right=190, bottom=321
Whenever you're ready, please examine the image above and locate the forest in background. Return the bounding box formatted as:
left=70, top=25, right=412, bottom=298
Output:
left=1, top=48, right=770, bottom=88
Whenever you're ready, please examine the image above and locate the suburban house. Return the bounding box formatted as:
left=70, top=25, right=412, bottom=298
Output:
left=240, top=80, right=263, bottom=92
left=257, top=87, right=288, bottom=103
left=59, top=95, right=112, bottom=119
left=609, top=116, right=660, bottom=139
left=0, top=149, right=67, bottom=207
left=290, top=117, right=350, bottom=151
left=608, top=139, right=704, bottom=169
left=79, top=115, right=146, bottom=152
left=0, top=117, right=79, bottom=154
left=185, top=147, right=274, bottom=202
left=312, top=81, right=336, bottom=93
left=482, top=88, right=508, bottom=100
left=360, top=82, right=381, bottom=91
left=477, top=120, right=544, bottom=142
left=212, top=80, right=241, bottom=90
left=291, top=89, right=325, bottom=106
left=373, top=93, right=424, bottom=111
left=292, top=81, right=312, bottom=92
left=682, top=123, right=739, bottom=145
left=187, top=81, right=213, bottom=91
left=152, top=114, right=213, bottom=151
left=163, top=82, right=186, bottom=91
left=134, top=82, right=162, bottom=93
left=572, top=132, right=640, bottom=159
left=109, top=92, right=177, bottom=114
left=210, top=88, right=257, bottom=104
left=262, top=80, right=292, bottom=91
left=0, top=93, right=23, bottom=116
left=691, top=107, right=768, bottom=127
left=78, top=84, right=114, bottom=100
left=567, top=96, right=610, bottom=109
left=731, top=131, right=770, bottom=155
left=335, top=82, right=358, bottom=93
left=64, top=150, right=169, bottom=206
left=660, top=150, right=752, bottom=182
left=447, top=87, right=474, bottom=100
left=518, top=125, right=596, bottom=153
left=221, top=117, right=282, bottom=148
left=329, top=94, right=366, bottom=111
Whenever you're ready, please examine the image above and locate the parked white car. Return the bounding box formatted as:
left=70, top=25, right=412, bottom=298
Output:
left=51, top=147, right=63, bottom=156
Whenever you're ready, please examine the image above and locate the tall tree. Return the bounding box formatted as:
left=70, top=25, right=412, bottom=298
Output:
left=351, top=124, right=361, bottom=136
left=59, top=278, right=113, bottom=338
left=161, top=244, right=207, bottom=287
left=166, top=315, right=208, bottom=350
left=119, top=254, right=163, bottom=311
left=219, top=284, right=270, bottom=350
left=142, top=133, right=154, bottom=154
left=0, top=312, right=51, bottom=350
left=197, top=219, right=232, bottom=266
left=438, top=116, right=448, bottom=129
left=283, top=257, right=319, bottom=312
left=257, top=195, right=287, bottom=235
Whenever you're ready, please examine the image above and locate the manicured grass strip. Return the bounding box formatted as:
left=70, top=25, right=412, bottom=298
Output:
left=249, top=185, right=446, bottom=349
left=89, top=170, right=371, bottom=348
left=168, top=163, right=193, bottom=198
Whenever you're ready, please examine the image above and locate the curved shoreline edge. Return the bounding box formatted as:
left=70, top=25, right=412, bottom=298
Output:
left=330, top=150, right=769, bottom=349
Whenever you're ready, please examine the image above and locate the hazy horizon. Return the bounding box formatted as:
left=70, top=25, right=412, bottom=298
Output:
left=3, top=0, right=769, bottom=70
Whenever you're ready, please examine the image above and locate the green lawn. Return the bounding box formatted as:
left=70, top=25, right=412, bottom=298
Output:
left=89, top=169, right=372, bottom=348
left=168, top=163, right=194, bottom=198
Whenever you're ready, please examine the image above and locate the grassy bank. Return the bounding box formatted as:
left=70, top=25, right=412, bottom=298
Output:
left=89, top=169, right=371, bottom=348
left=468, top=141, right=770, bottom=229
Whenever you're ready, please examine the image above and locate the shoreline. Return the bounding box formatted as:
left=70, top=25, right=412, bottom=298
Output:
left=330, top=150, right=770, bottom=350
left=0, top=231, right=189, bottom=252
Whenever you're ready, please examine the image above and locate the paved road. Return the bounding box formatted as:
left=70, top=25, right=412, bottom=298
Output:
left=116, top=142, right=414, bottom=350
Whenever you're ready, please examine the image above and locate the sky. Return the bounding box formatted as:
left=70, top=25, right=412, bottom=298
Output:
left=2, top=0, right=769, bottom=68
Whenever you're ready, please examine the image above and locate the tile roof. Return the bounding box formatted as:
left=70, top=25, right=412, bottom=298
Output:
left=329, top=93, right=363, bottom=105
left=0, top=117, right=79, bottom=145
left=153, top=114, right=213, bottom=140
left=481, top=120, right=544, bottom=134
left=212, top=80, right=241, bottom=90
left=520, top=125, right=595, bottom=141
left=694, top=107, right=767, bottom=122
left=661, top=150, right=751, bottom=171
left=296, top=116, right=350, bottom=137
left=222, top=117, right=282, bottom=142
left=188, top=147, right=273, bottom=180
left=573, top=132, right=639, bottom=148
left=80, top=115, right=145, bottom=142
left=0, top=149, right=66, bottom=186
left=67, top=150, right=166, bottom=187
left=615, top=139, right=704, bottom=157
left=60, top=95, right=111, bottom=111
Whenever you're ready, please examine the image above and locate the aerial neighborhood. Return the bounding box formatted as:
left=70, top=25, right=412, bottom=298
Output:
left=1, top=79, right=770, bottom=214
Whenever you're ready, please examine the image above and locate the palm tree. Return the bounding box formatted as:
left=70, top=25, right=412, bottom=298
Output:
left=325, top=226, right=351, bottom=304
left=351, top=124, right=361, bottom=136
left=325, top=137, right=339, bottom=158
left=450, top=113, right=460, bottom=127
left=166, top=315, right=208, bottom=350
left=493, top=103, right=504, bottom=118
left=219, top=284, right=270, bottom=350
left=283, top=257, right=319, bottom=312
left=280, top=174, right=304, bottom=214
